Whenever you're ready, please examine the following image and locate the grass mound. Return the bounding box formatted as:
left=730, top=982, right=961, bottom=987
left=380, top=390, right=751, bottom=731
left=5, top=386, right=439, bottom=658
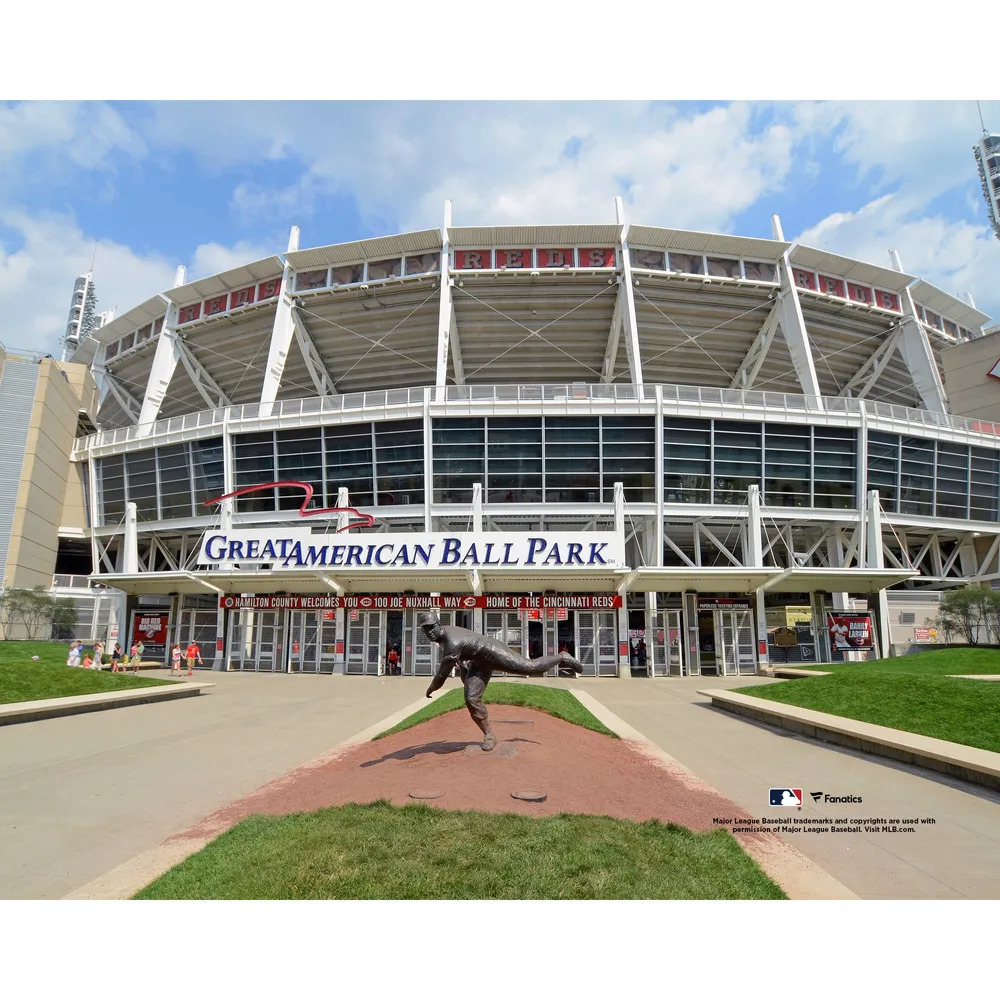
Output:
left=375, top=681, right=616, bottom=740
left=798, top=646, right=1000, bottom=676
left=740, top=666, right=1000, bottom=754
left=0, top=641, right=172, bottom=705
left=134, top=800, right=784, bottom=900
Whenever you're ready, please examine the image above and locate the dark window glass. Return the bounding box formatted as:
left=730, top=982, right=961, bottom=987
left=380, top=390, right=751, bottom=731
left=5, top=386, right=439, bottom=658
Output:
left=664, top=417, right=710, bottom=504
left=158, top=444, right=193, bottom=520
left=764, top=424, right=810, bottom=507
left=325, top=424, right=374, bottom=507
left=899, top=436, right=935, bottom=516
left=487, top=417, right=541, bottom=503
left=99, top=455, right=125, bottom=524
left=433, top=418, right=485, bottom=503
left=192, top=438, right=225, bottom=512
left=813, top=427, right=856, bottom=509
left=935, top=442, right=969, bottom=519
left=867, top=431, right=899, bottom=509
left=125, top=451, right=159, bottom=522
left=971, top=447, right=999, bottom=522
left=276, top=428, right=323, bottom=511
left=376, top=419, right=423, bottom=506
left=713, top=420, right=761, bottom=505
left=233, top=432, right=276, bottom=512
left=544, top=417, right=599, bottom=501
left=602, top=416, right=655, bottom=502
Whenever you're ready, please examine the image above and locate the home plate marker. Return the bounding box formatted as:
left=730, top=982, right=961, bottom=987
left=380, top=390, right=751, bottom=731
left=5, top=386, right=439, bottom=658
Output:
left=409, top=790, right=444, bottom=800
left=511, top=790, right=547, bottom=802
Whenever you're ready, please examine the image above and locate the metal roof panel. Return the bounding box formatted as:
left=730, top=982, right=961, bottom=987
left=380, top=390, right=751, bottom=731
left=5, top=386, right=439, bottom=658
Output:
left=449, top=225, right=620, bottom=247
left=164, top=256, right=285, bottom=306
left=909, top=278, right=991, bottom=329
left=286, top=230, right=443, bottom=269
left=626, top=225, right=790, bottom=261
left=789, top=245, right=914, bottom=292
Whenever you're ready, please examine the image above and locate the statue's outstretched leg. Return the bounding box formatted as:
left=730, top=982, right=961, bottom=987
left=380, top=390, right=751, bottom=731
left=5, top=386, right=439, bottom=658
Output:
left=490, top=649, right=586, bottom=677
left=464, top=668, right=496, bottom=751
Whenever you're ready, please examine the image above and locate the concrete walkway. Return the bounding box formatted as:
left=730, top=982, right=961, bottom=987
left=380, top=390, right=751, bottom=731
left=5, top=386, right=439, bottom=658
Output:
left=570, top=675, right=1000, bottom=899
left=0, top=670, right=428, bottom=899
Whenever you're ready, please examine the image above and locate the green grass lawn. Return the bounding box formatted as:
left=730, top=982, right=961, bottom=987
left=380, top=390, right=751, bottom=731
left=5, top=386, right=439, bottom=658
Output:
left=375, top=681, right=616, bottom=740
left=0, top=641, right=173, bottom=705
left=740, top=647, right=1000, bottom=753
left=134, top=800, right=785, bottom=900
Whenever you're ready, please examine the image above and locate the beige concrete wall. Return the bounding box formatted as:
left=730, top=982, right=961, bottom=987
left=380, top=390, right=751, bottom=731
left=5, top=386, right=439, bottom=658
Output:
left=5, top=359, right=91, bottom=591
left=941, top=333, right=1000, bottom=421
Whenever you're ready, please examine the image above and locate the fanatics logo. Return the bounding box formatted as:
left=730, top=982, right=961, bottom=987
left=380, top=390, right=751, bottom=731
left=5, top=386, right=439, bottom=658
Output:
left=769, top=788, right=802, bottom=807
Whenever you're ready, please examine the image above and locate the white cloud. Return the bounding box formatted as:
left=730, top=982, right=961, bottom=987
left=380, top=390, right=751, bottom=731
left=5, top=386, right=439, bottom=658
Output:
left=189, top=239, right=280, bottom=279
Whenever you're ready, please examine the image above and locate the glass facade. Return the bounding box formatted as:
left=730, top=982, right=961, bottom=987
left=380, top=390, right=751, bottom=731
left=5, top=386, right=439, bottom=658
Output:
left=867, top=432, right=1000, bottom=521
left=432, top=415, right=653, bottom=503
left=96, top=438, right=223, bottom=524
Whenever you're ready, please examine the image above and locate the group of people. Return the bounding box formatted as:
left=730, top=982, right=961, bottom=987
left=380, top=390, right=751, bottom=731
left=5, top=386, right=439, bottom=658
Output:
left=66, top=640, right=145, bottom=672
left=65, top=639, right=204, bottom=675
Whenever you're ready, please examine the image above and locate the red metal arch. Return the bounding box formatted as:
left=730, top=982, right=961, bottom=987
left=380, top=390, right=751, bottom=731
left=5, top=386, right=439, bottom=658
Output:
left=203, top=481, right=375, bottom=533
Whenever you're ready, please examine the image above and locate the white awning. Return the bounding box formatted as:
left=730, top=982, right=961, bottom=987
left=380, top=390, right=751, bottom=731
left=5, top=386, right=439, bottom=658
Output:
left=764, top=567, right=919, bottom=593
left=628, top=567, right=782, bottom=593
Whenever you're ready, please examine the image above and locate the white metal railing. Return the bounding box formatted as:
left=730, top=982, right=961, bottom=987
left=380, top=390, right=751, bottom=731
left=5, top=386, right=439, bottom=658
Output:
left=72, top=383, right=1000, bottom=455
left=52, top=574, right=96, bottom=589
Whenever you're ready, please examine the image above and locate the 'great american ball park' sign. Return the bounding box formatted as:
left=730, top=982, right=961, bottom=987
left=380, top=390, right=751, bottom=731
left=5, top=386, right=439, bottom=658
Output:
left=197, top=529, right=625, bottom=571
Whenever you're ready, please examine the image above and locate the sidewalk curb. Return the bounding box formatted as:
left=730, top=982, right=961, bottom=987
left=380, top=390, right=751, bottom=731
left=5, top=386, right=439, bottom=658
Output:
left=0, top=682, right=213, bottom=727
left=62, top=693, right=432, bottom=900
left=569, top=687, right=859, bottom=901
left=700, top=688, right=1000, bottom=792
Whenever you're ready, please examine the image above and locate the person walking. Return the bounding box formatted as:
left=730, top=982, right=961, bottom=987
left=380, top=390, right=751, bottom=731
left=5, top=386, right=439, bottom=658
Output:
left=92, top=640, right=104, bottom=670
left=184, top=640, right=203, bottom=676
left=67, top=640, right=81, bottom=668
left=387, top=646, right=400, bottom=676
left=133, top=640, right=145, bottom=672
left=170, top=642, right=182, bottom=676
left=110, top=643, right=123, bottom=672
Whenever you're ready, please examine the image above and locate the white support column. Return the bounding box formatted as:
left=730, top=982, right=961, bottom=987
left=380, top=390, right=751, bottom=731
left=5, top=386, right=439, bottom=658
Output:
left=748, top=484, right=769, bottom=672
left=889, top=250, right=949, bottom=413
left=213, top=495, right=232, bottom=670
left=221, top=409, right=234, bottom=495
left=616, top=197, right=644, bottom=394
left=866, top=489, right=891, bottom=657
left=435, top=201, right=453, bottom=400
left=123, top=502, right=138, bottom=575
left=138, top=268, right=188, bottom=430
left=422, top=387, right=433, bottom=531
left=260, top=226, right=301, bottom=416
left=335, top=486, right=351, bottom=533
left=771, top=215, right=785, bottom=242
left=601, top=280, right=625, bottom=383
left=613, top=480, right=631, bottom=677
left=471, top=482, right=483, bottom=533
left=654, top=384, right=664, bottom=567
left=776, top=251, right=822, bottom=400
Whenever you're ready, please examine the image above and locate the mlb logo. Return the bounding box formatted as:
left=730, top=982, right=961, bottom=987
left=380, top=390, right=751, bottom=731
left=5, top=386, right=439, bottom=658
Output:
left=769, top=788, right=802, bottom=807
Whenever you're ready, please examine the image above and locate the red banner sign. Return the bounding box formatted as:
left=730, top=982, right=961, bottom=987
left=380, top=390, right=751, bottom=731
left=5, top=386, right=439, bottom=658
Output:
left=828, top=614, right=874, bottom=651
left=220, top=594, right=622, bottom=611
left=133, top=613, right=169, bottom=645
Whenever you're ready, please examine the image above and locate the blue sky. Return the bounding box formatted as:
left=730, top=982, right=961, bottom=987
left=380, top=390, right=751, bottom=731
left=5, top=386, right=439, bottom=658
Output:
left=2, top=99, right=999, bottom=353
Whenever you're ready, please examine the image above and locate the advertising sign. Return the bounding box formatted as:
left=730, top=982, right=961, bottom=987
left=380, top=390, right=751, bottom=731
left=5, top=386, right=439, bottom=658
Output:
left=199, top=530, right=625, bottom=571
left=914, top=627, right=940, bottom=644
left=132, top=613, right=169, bottom=660
left=828, top=613, right=874, bottom=651
left=219, top=593, right=623, bottom=611
left=698, top=598, right=751, bottom=610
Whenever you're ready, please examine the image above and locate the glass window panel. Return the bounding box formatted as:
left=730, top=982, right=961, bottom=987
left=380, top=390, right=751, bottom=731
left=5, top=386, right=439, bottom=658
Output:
left=233, top=432, right=276, bottom=512
left=602, top=416, right=655, bottom=502
left=668, top=252, right=705, bottom=275
left=325, top=424, right=374, bottom=507
left=276, top=428, right=324, bottom=510
left=971, top=447, right=999, bottom=520
left=664, top=418, right=710, bottom=505
left=332, top=263, right=364, bottom=285
left=158, top=444, right=193, bottom=519
left=295, top=269, right=328, bottom=291
left=99, top=455, right=125, bottom=524
left=433, top=418, right=485, bottom=503
left=367, top=258, right=402, bottom=280
left=404, top=253, right=440, bottom=276
left=629, top=248, right=666, bottom=270
left=376, top=419, right=423, bottom=506
left=125, top=451, right=159, bottom=521
left=867, top=431, right=899, bottom=509
left=191, top=438, right=224, bottom=511
left=743, top=261, right=777, bottom=282
left=487, top=418, right=541, bottom=503
left=706, top=257, right=740, bottom=279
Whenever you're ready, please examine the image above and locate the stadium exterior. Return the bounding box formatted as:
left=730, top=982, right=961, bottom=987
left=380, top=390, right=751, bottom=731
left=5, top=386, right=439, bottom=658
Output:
left=49, top=199, right=1000, bottom=677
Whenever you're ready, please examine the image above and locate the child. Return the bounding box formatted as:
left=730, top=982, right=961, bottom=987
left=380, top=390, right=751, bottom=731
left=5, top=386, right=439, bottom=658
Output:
left=110, top=643, right=123, bottom=672
left=82, top=654, right=93, bottom=669
left=93, top=641, right=104, bottom=670
left=170, top=643, right=182, bottom=676
left=133, top=641, right=145, bottom=673
left=130, top=642, right=140, bottom=673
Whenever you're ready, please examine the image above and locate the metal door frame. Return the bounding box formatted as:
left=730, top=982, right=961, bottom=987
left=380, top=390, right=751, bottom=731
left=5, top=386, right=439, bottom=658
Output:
left=650, top=610, right=684, bottom=677
left=228, top=609, right=286, bottom=672
left=346, top=610, right=385, bottom=675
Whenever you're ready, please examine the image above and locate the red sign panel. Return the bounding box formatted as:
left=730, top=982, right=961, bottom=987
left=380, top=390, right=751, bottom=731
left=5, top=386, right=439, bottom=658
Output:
left=818, top=275, right=845, bottom=297
left=495, top=249, right=531, bottom=269
left=219, top=594, right=622, bottom=611
left=177, top=303, right=201, bottom=324
left=792, top=269, right=816, bottom=291
left=230, top=285, right=256, bottom=310
left=579, top=248, right=615, bottom=268
left=828, top=614, right=874, bottom=651
left=874, top=289, right=901, bottom=312
left=537, top=248, right=573, bottom=268
left=454, top=250, right=491, bottom=270
left=204, top=294, right=227, bottom=317
left=258, top=278, right=281, bottom=300
left=133, top=613, right=169, bottom=645
left=847, top=282, right=872, bottom=305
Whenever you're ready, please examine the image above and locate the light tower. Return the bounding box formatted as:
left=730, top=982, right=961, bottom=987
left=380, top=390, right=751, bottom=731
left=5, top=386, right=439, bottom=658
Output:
left=61, top=272, right=100, bottom=360
left=973, top=131, right=1000, bottom=242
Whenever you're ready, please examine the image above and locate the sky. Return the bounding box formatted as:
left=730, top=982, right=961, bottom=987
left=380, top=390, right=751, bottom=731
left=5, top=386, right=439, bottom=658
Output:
left=2, top=98, right=1000, bottom=355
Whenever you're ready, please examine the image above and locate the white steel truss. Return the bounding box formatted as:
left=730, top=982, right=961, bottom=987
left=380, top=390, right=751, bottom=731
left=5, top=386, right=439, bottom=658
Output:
left=840, top=326, right=904, bottom=399
left=290, top=306, right=338, bottom=396
left=776, top=252, right=822, bottom=398
left=730, top=300, right=780, bottom=389
left=95, top=368, right=142, bottom=424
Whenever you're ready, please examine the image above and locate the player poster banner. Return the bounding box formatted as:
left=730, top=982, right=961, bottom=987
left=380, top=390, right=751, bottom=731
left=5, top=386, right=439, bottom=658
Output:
left=132, top=613, right=169, bottom=661
left=219, top=594, right=623, bottom=611
left=828, top=613, right=874, bottom=651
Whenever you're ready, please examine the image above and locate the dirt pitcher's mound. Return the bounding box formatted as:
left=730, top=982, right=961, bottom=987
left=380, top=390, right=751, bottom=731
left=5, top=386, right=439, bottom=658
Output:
left=184, top=705, right=755, bottom=840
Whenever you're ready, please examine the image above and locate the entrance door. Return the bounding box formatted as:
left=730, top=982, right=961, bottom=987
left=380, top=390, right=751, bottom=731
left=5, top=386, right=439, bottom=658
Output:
left=575, top=610, right=619, bottom=677
left=486, top=610, right=522, bottom=676
left=717, top=610, right=757, bottom=676
left=288, top=611, right=321, bottom=673
left=346, top=611, right=384, bottom=675
left=697, top=612, right=718, bottom=674
left=406, top=609, right=455, bottom=676
left=650, top=610, right=684, bottom=677
left=228, top=610, right=286, bottom=672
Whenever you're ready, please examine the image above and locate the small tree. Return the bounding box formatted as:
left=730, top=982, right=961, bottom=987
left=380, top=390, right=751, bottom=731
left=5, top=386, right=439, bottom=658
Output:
left=51, top=598, right=78, bottom=641
left=934, top=586, right=996, bottom=645
left=0, top=587, right=56, bottom=640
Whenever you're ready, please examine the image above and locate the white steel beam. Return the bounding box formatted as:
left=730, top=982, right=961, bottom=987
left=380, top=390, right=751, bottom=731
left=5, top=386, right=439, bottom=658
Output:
left=841, top=326, right=904, bottom=399
left=890, top=249, right=948, bottom=413
left=776, top=250, right=822, bottom=398
left=435, top=200, right=453, bottom=394
left=290, top=307, right=338, bottom=396
left=260, top=226, right=301, bottom=414
left=730, top=300, right=780, bottom=389
left=97, top=368, right=142, bottom=424
left=137, top=270, right=188, bottom=430
left=616, top=197, right=644, bottom=391
left=175, top=336, right=230, bottom=411
left=449, top=301, right=464, bottom=385
left=601, top=279, right=625, bottom=383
